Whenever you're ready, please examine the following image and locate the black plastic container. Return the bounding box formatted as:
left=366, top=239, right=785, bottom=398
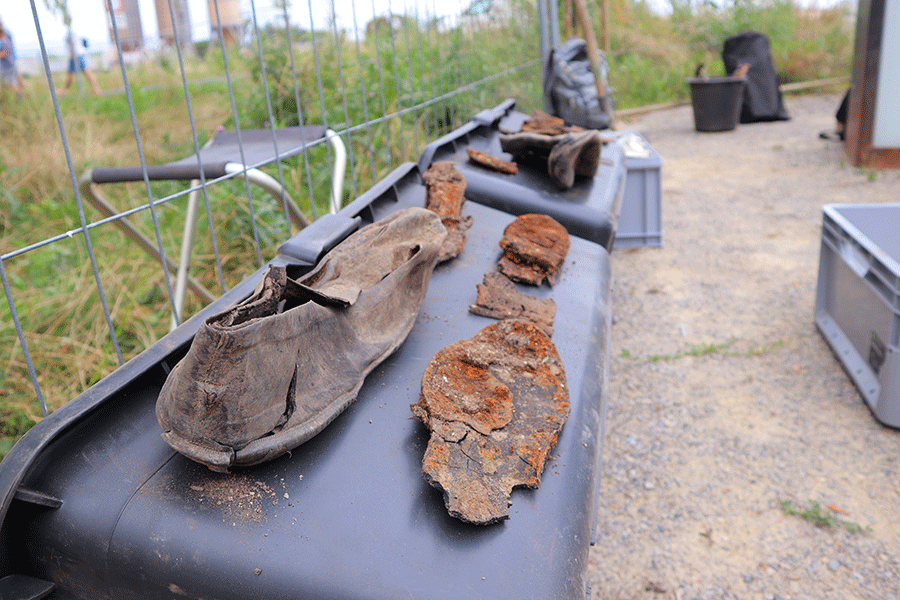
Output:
left=0, top=162, right=611, bottom=600
left=418, top=99, right=625, bottom=250
left=686, top=76, right=746, bottom=132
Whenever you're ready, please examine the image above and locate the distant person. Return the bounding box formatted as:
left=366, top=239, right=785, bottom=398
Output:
left=63, top=16, right=100, bottom=95
left=0, top=16, right=25, bottom=96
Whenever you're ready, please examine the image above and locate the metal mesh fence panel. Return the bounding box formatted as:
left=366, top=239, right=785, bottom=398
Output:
left=0, top=0, right=542, bottom=452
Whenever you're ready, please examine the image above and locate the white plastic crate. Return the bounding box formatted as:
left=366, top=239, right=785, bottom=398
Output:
left=815, top=203, right=900, bottom=427
left=613, top=133, right=663, bottom=249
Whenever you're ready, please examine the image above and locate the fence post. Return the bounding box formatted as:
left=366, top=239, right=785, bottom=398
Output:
left=549, top=0, right=560, bottom=49
left=538, top=0, right=550, bottom=67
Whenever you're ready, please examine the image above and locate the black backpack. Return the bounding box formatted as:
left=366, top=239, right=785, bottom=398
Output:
left=542, top=38, right=614, bottom=130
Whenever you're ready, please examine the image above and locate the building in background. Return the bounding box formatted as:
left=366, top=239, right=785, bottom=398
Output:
left=208, top=0, right=242, bottom=46
left=156, top=0, right=193, bottom=50
left=106, top=0, right=144, bottom=52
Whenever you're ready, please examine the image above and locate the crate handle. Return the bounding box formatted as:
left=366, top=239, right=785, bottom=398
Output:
left=840, top=239, right=870, bottom=279
left=863, top=270, right=895, bottom=314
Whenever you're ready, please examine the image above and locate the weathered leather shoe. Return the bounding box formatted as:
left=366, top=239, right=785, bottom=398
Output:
left=547, top=129, right=602, bottom=190
left=499, top=128, right=603, bottom=190
left=157, top=207, right=447, bottom=472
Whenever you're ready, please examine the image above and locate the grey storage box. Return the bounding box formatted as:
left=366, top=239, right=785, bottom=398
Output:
left=613, top=133, right=663, bottom=249
left=418, top=99, right=626, bottom=250
left=0, top=162, right=611, bottom=599
left=815, top=203, right=900, bottom=427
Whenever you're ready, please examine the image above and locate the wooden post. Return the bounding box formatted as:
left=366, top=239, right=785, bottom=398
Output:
left=845, top=0, right=900, bottom=168
left=572, top=0, right=608, bottom=98
left=600, top=0, right=609, bottom=54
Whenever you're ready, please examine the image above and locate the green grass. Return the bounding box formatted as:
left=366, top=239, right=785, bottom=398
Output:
left=779, top=499, right=869, bottom=534
left=620, top=339, right=784, bottom=362
left=604, top=0, right=853, bottom=108
left=0, top=0, right=854, bottom=461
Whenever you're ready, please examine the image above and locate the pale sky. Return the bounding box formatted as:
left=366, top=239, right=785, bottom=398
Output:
left=4, top=0, right=849, bottom=58
left=3, top=0, right=475, bottom=58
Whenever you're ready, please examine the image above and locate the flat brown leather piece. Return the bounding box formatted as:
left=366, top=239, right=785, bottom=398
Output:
left=469, top=272, right=556, bottom=336
left=497, top=214, right=570, bottom=286
left=466, top=147, right=518, bottom=174
left=412, top=319, right=569, bottom=525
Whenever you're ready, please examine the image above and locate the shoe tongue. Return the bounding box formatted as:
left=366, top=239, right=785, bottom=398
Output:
left=284, top=278, right=353, bottom=307
left=310, top=281, right=361, bottom=305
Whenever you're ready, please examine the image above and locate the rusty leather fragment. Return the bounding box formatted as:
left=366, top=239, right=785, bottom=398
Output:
left=423, top=161, right=471, bottom=262
left=412, top=319, right=569, bottom=525
left=466, top=147, right=518, bottom=174
left=423, top=161, right=466, bottom=216
left=469, top=272, right=556, bottom=336
left=519, top=110, right=571, bottom=136
left=497, top=214, right=570, bottom=286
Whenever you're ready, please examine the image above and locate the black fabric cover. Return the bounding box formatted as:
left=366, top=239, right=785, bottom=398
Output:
left=542, top=38, right=614, bottom=130
left=836, top=88, right=850, bottom=126
left=722, top=31, right=790, bottom=123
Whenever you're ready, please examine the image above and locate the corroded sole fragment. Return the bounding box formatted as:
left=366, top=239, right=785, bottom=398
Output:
left=497, top=214, right=570, bottom=286
left=412, top=319, right=569, bottom=525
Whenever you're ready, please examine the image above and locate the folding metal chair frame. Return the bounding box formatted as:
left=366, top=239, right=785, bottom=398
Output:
left=77, top=127, right=347, bottom=328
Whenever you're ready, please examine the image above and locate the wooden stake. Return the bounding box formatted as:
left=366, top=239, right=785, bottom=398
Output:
left=601, top=0, right=609, bottom=54
left=572, top=0, right=608, bottom=98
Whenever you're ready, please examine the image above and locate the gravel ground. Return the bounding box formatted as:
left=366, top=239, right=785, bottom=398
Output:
left=586, top=93, right=900, bottom=600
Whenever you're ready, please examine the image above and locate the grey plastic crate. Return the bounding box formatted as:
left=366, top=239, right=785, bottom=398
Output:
left=613, top=133, right=663, bottom=249
left=815, top=203, right=900, bottom=427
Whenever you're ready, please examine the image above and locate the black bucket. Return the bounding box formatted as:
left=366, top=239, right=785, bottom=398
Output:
left=686, top=76, right=745, bottom=132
